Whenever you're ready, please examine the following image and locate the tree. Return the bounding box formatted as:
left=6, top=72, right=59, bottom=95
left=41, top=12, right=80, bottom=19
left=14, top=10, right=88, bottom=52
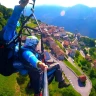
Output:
left=0, top=4, right=13, bottom=30
left=16, top=73, right=27, bottom=85
left=0, top=12, right=3, bottom=17
left=62, top=89, right=80, bottom=96
left=0, top=18, right=6, bottom=27
left=80, top=59, right=87, bottom=66
left=83, top=48, right=88, bottom=55
left=75, top=51, right=80, bottom=58
left=89, top=69, right=96, bottom=78
left=86, top=62, right=91, bottom=69
left=89, top=88, right=96, bottom=96
left=80, top=37, right=95, bottom=47
left=89, top=48, right=96, bottom=59
left=0, top=25, right=2, bottom=30
left=92, top=78, right=96, bottom=90
left=5, top=8, right=13, bottom=20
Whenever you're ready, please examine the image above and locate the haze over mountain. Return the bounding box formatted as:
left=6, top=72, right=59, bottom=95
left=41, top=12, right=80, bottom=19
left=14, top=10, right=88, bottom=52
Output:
left=26, top=4, right=96, bottom=38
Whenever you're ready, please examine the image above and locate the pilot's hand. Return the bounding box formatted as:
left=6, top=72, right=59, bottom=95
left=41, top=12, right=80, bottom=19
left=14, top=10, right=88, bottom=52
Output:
left=37, top=61, right=48, bottom=71
left=19, top=0, right=29, bottom=7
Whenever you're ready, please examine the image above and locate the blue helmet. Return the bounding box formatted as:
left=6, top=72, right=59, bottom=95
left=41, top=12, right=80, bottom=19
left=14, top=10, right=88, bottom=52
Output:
left=24, top=36, right=39, bottom=48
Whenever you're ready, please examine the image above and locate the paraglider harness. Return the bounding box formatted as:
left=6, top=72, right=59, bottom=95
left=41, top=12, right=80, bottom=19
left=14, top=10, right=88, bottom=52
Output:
left=0, top=0, right=37, bottom=76
left=0, top=29, right=20, bottom=76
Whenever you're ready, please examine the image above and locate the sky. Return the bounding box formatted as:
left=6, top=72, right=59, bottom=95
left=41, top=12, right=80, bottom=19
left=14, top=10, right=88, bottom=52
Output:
left=0, top=0, right=96, bottom=8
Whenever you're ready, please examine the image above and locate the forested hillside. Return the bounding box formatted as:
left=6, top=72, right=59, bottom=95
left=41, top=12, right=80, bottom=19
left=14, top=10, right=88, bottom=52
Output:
left=0, top=4, right=13, bottom=30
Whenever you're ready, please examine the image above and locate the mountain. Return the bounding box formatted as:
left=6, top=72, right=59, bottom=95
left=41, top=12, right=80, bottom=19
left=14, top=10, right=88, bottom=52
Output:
left=26, top=5, right=69, bottom=23
left=26, top=4, right=96, bottom=38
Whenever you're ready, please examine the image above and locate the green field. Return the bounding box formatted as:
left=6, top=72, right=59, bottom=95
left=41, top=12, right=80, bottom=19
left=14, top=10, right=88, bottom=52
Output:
left=64, top=59, right=82, bottom=76
left=0, top=73, right=81, bottom=96
left=49, top=79, right=81, bottom=96
left=0, top=73, right=20, bottom=96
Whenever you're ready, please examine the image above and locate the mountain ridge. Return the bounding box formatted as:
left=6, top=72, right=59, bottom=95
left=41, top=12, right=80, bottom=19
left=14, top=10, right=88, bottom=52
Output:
left=26, top=4, right=96, bottom=38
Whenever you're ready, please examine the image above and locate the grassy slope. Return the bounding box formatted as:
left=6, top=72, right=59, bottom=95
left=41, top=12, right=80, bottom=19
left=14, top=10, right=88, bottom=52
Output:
left=49, top=79, right=81, bottom=96
left=64, top=60, right=82, bottom=76
left=0, top=73, right=21, bottom=96
left=0, top=73, right=81, bottom=96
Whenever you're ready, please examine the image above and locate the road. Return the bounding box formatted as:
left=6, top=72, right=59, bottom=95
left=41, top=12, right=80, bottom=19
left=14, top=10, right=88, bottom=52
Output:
left=60, top=61, right=91, bottom=96
left=38, top=40, right=92, bottom=96
left=50, top=54, right=92, bottom=96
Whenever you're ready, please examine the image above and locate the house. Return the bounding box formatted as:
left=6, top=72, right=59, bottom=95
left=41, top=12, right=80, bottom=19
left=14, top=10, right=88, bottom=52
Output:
left=46, top=37, right=54, bottom=46
left=59, top=32, right=66, bottom=37
left=93, top=60, right=96, bottom=68
left=85, top=55, right=92, bottom=62
left=53, top=33, right=60, bottom=39
left=46, top=37, right=54, bottom=42
left=44, top=31, right=51, bottom=37
left=76, top=33, right=81, bottom=40
left=62, top=35, right=69, bottom=40
left=78, top=75, right=86, bottom=82
left=70, top=38, right=79, bottom=49
left=70, top=43, right=78, bottom=49
left=79, top=42, right=85, bottom=46
left=72, top=38, right=78, bottom=45
left=68, top=49, right=76, bottom=58
left=63, top=40, right=70, bottom=48
left=48, top=28, right=55, bottom=34
left=56, top=50, right=65, bottom=60
left=59, top=27, right=66, bottom=37
left=51, top=46, right=65, bottom=60
left=50, top=43, right=57, bottom=49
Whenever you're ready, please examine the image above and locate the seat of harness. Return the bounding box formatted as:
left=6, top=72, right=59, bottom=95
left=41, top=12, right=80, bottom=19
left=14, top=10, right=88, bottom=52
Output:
left=0, top=31, right=19, bottom=76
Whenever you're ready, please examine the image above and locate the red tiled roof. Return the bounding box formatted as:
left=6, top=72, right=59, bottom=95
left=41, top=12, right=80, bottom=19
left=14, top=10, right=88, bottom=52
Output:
left=85, top=55, right=92, bottom=61
left=63, top=40, right=70, bottom=46
left=57, top=50, right=64, bottom=56
left=79, top=75, right=86, bottom=82
left=68, top=49, right=72, bottom=53
left=50, top=43, right=56, bottom=48
left=47, top=37, right=54, bottom=42
left=53, top=33, right=60, bottom=37
left=93, top=60, right=96, bottom=65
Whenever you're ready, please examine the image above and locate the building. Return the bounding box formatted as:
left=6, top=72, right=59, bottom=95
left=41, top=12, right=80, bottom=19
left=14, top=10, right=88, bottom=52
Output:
left=63, top=40, right=70, bottom=48
left=68, top=49, right=76, bottom=58
left=56, top=50, right=65, bottom=60
left=85, top=55, right=92, bottom=62
left=93, top=60, right=96, bottom=68
left=78, top=75, right=86, bottom=82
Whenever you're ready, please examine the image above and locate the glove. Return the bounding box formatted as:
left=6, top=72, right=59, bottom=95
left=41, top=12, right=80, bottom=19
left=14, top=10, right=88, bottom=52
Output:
left=19, top=0, right=29, bottom=7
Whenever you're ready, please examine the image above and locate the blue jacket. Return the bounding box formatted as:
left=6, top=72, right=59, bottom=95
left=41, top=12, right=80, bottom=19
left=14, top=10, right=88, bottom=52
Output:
left=3, top=5, right=39, bottom=69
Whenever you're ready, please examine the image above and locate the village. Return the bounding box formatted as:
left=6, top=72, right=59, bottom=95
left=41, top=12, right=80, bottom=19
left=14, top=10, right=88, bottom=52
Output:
left=33, top=23, right=96, bottom=69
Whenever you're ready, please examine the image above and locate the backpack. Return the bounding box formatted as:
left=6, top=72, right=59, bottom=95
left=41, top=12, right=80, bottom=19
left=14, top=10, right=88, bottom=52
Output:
left=0, top=30, right=16, bottom=76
